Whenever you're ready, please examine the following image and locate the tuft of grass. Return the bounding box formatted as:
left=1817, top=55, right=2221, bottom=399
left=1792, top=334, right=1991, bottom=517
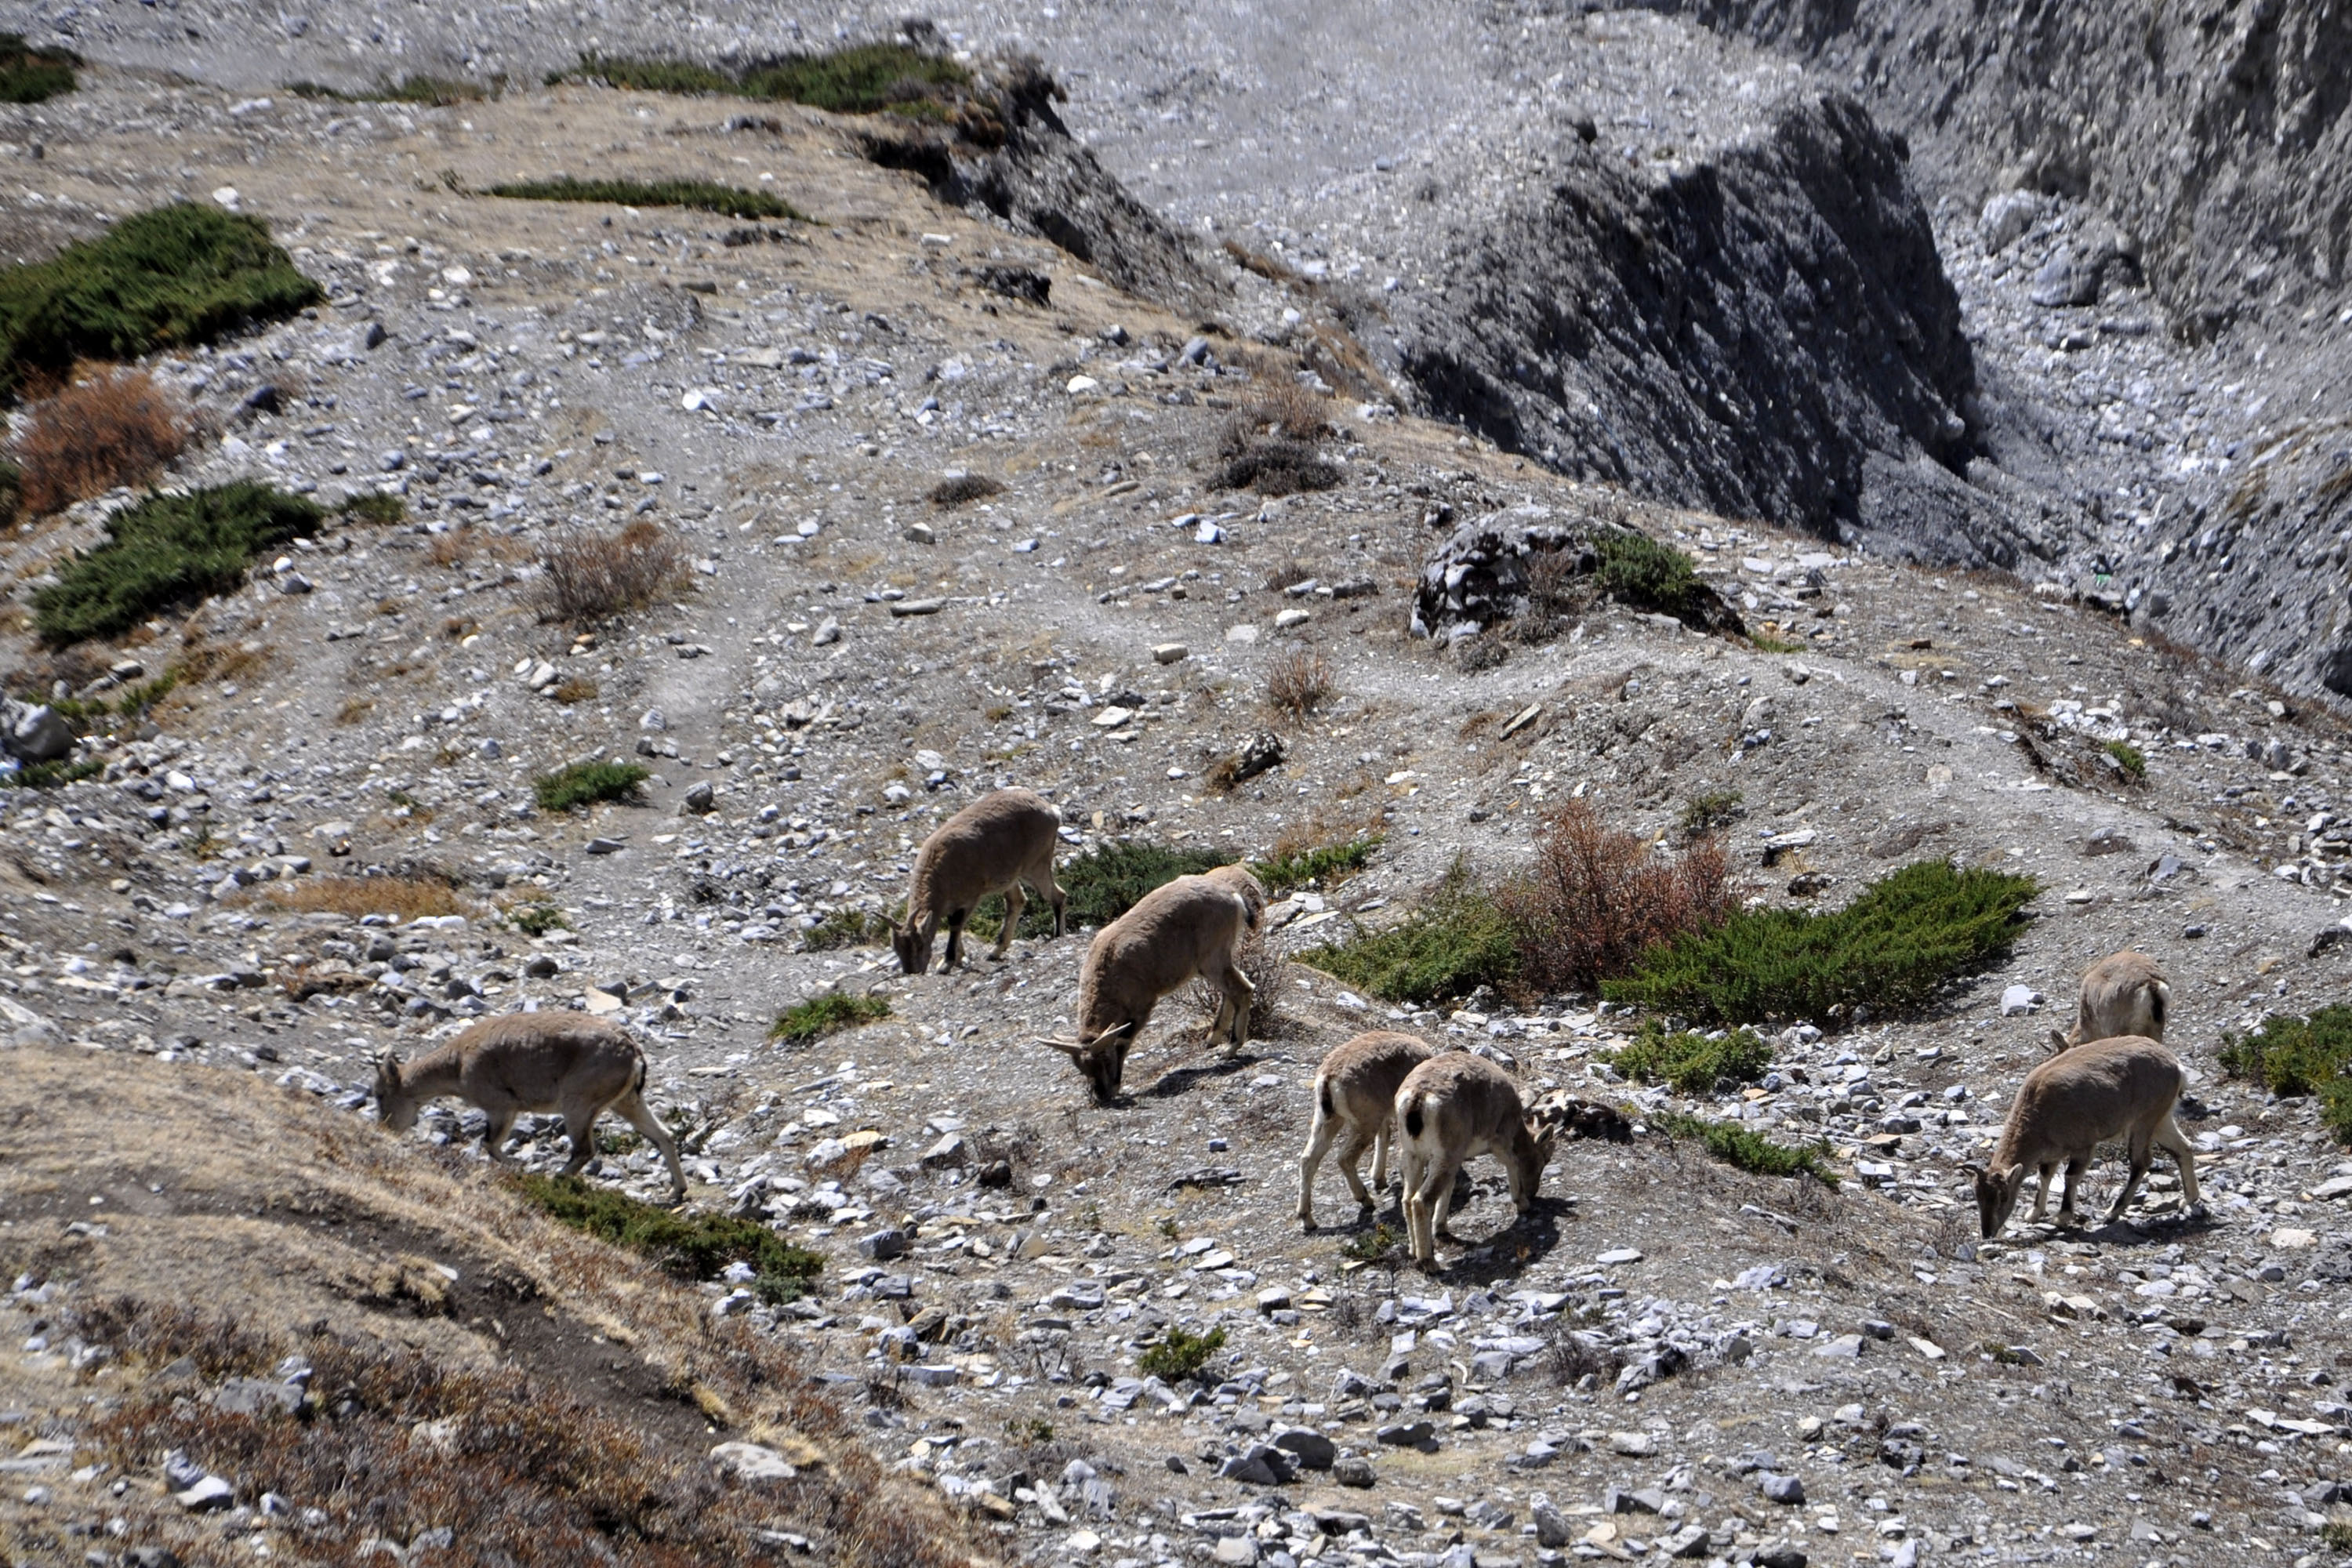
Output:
left=1254, top=833, right=1381, bottom=895
left=2104, top=739, right=2147, bottom=782
left=1602, top=860, right=2039, bottom=1026
left=505, top=901, right=571, bottom=936
left=0, top=33, right=76, bottom=103
left=1749, top=630, right=1809, bottom=654
left=487, top=176, right=807, bottom=222
left=1593, top=530, right=1705, bottom=621
left=1265, top=648, right=1334, bottom=719
left=1138, top=1324, right=1226, bottom=1381
left=265, top=874, right=473, bottom=921
left=2219, top=1006, right=2352, bottom=1142
left=0, top=757, right=103, bottom=789
left=532, top=760, right=647, bottom=812
left=1677, top=788, right=1745, bottom=839
left=1652, top=1110, right=1836, bottom=1182
left=928, top=473, right=1004, bottom=507
left=0, top=203, right=321, bottom=402
left=550, top=676, right=599, bottom=705
left=517, top=1173, right=821, bottom=1298
left=32, top=481, right=321, bottom=645
left=1338, top=1223, right=1403, bottom=1264
left=12, top=365, right=189, bottom=517
left=0, top=456, right=19, bottom=528
left=802, top=906, right=892, bottom=952
left=1605, top=1022, right=1773, bottom=1095
left=339, top=491, right=406, bottom=526
left=1302, top=857, right=1519, bottom=1005
left=769, top=991, right=891, bottom=1044
left=557, top=44, right=970, bottom=115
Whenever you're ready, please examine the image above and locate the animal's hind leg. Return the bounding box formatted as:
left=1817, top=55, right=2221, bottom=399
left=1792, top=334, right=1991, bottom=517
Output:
left=559, top=1100, right=602, bottom=1175
left=1335, top=1127, right=1377, bottom=1210
left=1216, top=956, right=1255, bottom=1054
left=1298, top=1106, right=1338, bottom=1225
left=616, top=1087, right=688, bottom=1200
left=993, top=886, right=1025, bottom=960
left=2107, top=1129, right=2155, bottom=1223
left=481, top=1106, right=520, bottom=1165
left=2155, top=1113, right=2201, bottom=1207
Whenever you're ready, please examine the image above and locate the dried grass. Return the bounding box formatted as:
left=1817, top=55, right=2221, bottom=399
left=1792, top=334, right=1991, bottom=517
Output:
left=1497, top=799, right=1739, bottom=993
left=263, top=874, right=475, bottom=920
left=541, top=519, right=684, bottom=622
left=1264, top=648, right=1334, bottom=719
left=12, top=365, right=189, bottom=516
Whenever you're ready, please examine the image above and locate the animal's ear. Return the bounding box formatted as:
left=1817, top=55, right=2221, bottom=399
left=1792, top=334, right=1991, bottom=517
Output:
left=1961, top=1161, right=1987, bottom=1181
left=2045, top=1029, right=2068, bottom=1054
left=374, top=1050, right=401, bottom=1080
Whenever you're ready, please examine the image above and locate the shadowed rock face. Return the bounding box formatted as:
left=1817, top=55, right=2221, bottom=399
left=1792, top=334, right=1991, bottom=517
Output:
left=1399, top=92, right=1992, bottom=558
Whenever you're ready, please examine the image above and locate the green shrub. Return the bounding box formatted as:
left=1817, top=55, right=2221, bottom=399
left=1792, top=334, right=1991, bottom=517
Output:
left=769, top=991, right=891, bottom=1044
left=0, top=457, right=19, bottom=528
left=1593, top=530, right=1705, bottom=621
left=339, top=492, right=406, bottom=525
left=517, top=1173, right=820, bottom=1300
left=556, top=45, right=970, bottom=115
left=506, top=902, right=570, bottom=937
left=33, top=482, right=322, bottom=645
left=1604, top=1022, right=1772, bottom=1095
left=2219, top=1006, right=2352, bottom=1142
left=1677, top=789, right=1744, bottom=839
left=2104, top=740, right=2147, bottom=782
left=531, top=760, right=648, bottom=812
left=1602, top=860, right=2038, bottom=1026
left=801, top=906, right=891, bottom=952
left=1338, top=1223, right=1403, bottom=1264
left=1138, top=1325, right=1226, bottom=1381
left=0, top=203, right=321, bottom=401
left=0, top=34, right=77, bottom=104
left=1651, top=1110, right=1836, bottom=1183
left=1, top=757, right=102, bottom=790
left=741, top=45, right=970, bottom=113
left=486, top=176, right=808, bottom=222
left=1255, top=834, right=1381, bottom=895
left=1302, top=858, right=1519, bottom=1005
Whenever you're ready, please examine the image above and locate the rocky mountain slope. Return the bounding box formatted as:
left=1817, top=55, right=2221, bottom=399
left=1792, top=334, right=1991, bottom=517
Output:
left=9, top=16, right=2352, bottom=1568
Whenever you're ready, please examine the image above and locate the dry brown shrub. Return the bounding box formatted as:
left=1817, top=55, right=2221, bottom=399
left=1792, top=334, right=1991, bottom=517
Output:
left=175, top=636, right=269, bottom=685
left=552, top=675, right=599, bottom=704
left=264, top=874, right=475, bottom=921
left=1265, top=648, right=1334, bottom=719
left=541, top=518, right=684, bottom=622
left=1191, top=931, right=1286, bottom=1038
left=429, top=524, right=530, bottom=569
left=927, top=473, right=1004, bottom=507
left=1497, top=798, right=1739, bottom=993
left=13, top=366, right=189, bottom=516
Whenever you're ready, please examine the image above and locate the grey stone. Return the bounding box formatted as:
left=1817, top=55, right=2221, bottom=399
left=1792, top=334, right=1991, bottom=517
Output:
left=855, top=1227, right=909, bottom=1261
left=1332, top=1455, right=1377, bottom=1488
left=173, top=1475, right=236, bottom=1512
left=1758, top=1472, right=1806, bottom=1504
left=212, top=1377, right=303, bottom=1417
left=1, top=700, right=73, bottom=763
left=1374, top=1420, right=1436, bottom=1450
left=1533, top=1501, right=1573, bottom=1547
left=1272, top=1427, right=1337, bottom=1469
left=680, top=781, right=715, bottom=815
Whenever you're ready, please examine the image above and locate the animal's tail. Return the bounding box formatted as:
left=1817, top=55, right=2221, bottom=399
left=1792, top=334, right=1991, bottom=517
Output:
left=1403, top=1094, right=1425, bottom=1141
left=1319, top=1079, right=1334, bottom=1119
left=2151, top=982, right=2169, bottom=1037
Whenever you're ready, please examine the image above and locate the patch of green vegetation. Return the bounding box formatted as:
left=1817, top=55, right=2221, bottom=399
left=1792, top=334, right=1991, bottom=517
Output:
left=0, top=458, right=19, bottom=529
left=975, top=839, right=1225, bottom=938
left=1255, top=834, right=1382, bottom=895
left=2104, top=739, right=2147, bottom=782
left=1593, top=530, right=1706, bottom=622
left=486, top=176, right=808, bottom=223
left=506, top=902, right=570, bottom=937
left=31, top=481, right=322, bottom=645
left=1602, top=860, right=2039, bottom=1026
left=0, top=34, right=77, bottom=104
left=0, top=203, right=322, bottom=401
left=339, top=492, right=406, bottom=526
left=1604, top=1022, right=1773, bottom=1096
left=2322, top=1521, right=2352, bottom=1554
left=554, top=53, right=738, bottom=94
left=1338, top=1223, right=1403, bottom=1264
left=2219, top=1005, right=2352, bottom=1142
left=0, top=757, right=102, bottom=789
left=1005, top=1417, right=1056, bottom=1446
left=1748, top=631, right=1809, bottom=654
left=557, top=44, right=971, bottom=115
left=531, top=760, right=648, bottom=812
left=34, top=669, right=180, bottom=732
left=288, top=74, right=493, bottom=105
left=1301, top=857, right=1519, bottom=1005
left=768, top=991, right=891, bottom=1045
left=517, top=1173, right=820, bottom=1301
left=1651, top=1110, right=1836, bottom=1184
left=1138, top=1324, right=1226, bottom=1381
left=1676, top=789, right=1744, bottom=839
left=801, top=906, right=892, bottom=952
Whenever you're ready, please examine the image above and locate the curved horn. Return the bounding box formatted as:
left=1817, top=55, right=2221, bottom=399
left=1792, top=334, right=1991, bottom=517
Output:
left=1036, top=1037, right=1087, bottom=1058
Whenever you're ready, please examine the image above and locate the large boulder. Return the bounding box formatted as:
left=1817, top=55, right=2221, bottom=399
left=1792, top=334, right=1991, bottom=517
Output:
left=1412, top=504, right=1742, bottom=641
left=2, top=699, right=74, bottom=763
